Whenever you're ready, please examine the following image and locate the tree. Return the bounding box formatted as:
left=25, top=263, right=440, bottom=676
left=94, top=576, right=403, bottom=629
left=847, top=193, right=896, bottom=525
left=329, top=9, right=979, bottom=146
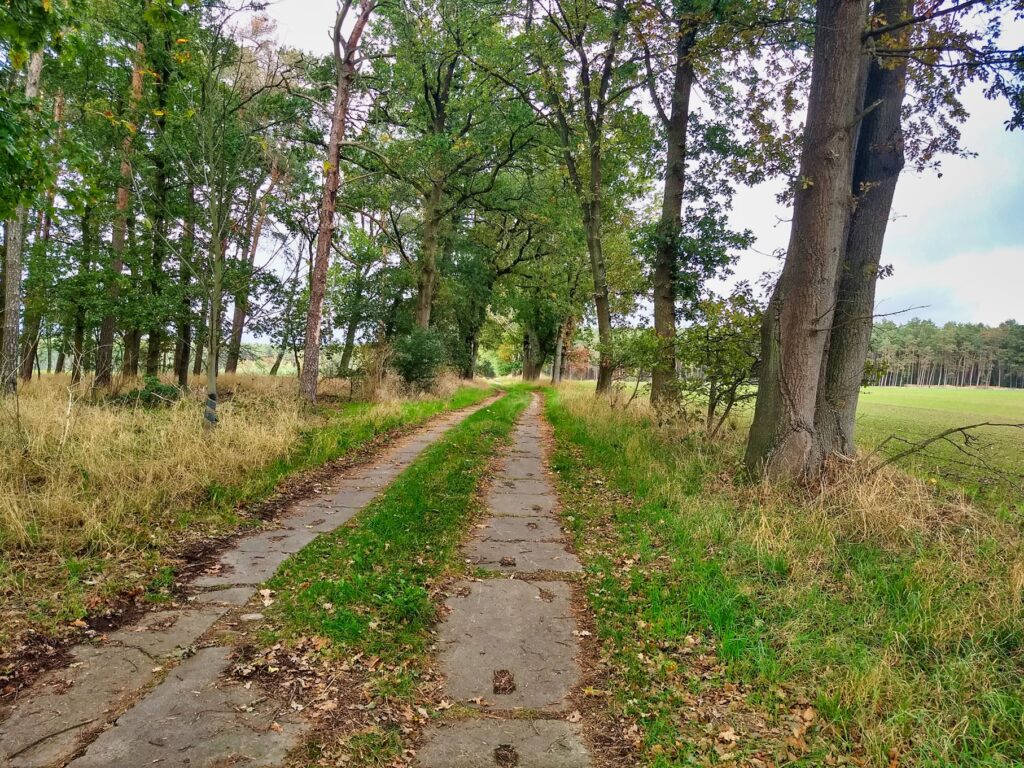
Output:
left=511, top=0, right=652, bottom=393
left=299, top=0, right=376, bottom=404
left=744, top=0, right=868, bottom=479
left=678, top=287, right=761, bottom=439
left=1, top=51, right=44, bottom=394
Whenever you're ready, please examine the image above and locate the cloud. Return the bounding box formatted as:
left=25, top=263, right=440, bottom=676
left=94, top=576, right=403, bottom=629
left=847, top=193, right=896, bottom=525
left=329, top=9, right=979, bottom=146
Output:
left=877, top=247, right=1023, bottom=326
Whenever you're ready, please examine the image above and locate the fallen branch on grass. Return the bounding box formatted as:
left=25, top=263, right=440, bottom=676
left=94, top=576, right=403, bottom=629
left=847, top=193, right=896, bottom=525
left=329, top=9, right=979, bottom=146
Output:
left=869, top=421, right=1024, bottom=477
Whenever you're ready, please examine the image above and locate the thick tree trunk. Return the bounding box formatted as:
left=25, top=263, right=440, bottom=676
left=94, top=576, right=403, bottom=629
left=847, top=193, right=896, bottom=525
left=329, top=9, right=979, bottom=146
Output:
left=744, top=0, right=868, bottom=480
left=415, top=182, right=444, bottom=328
left=299, top=0, right=373, bottom=404
left=650, top=27, right=696, bottom=403
left=1, top=51, right=43, bottom=395
left=813, top=0, right=911, bottom=462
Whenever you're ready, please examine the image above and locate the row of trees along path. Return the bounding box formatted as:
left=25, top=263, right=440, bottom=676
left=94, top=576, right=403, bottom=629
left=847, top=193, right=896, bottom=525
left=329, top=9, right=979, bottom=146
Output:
left=2, top=7, right=1021, bottom=473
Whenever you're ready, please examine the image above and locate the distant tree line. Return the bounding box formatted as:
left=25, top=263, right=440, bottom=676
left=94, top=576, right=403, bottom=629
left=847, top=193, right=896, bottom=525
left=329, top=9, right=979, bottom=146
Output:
left=869, top=319, right=1024, bottom=389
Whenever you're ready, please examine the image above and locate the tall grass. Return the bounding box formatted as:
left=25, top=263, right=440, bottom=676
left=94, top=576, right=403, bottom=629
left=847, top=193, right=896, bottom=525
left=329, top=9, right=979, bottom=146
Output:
left=547, top=385, right=1024, bottom=767
left=0, top=373, right=490, bottom=644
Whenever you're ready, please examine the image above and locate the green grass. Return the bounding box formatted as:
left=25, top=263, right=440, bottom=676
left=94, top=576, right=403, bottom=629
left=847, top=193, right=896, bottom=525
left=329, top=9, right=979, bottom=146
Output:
left=854, top=387, right=1024, bottom=511
left=260, top=389, right=531, bottom=763
left=546, top=386, right=1024, bottom=768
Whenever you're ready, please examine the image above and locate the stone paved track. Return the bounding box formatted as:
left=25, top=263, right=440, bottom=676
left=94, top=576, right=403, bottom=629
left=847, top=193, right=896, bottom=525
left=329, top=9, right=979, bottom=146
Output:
left=417, top=394, right=591, bottom=767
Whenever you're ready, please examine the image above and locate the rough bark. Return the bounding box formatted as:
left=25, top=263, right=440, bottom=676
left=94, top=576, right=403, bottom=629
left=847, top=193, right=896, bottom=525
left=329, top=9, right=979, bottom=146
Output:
left=414, top=182, right=443, bottom=328
left=20, top=90, right=63, bottom=382
left=205, top=197, right=225, bottom=427
left=97, top=43, right=145, bottom=387
left=744, top=0, right=868, bottom=480
left=1, top=51, right=43, bottom=395
left=812, top=0, right=911, bottom=462
left=650, top=26, right=696, bottom=403
left=71, top=205, right=95, bottom=385
left=299, top=0, right=374, bottom=404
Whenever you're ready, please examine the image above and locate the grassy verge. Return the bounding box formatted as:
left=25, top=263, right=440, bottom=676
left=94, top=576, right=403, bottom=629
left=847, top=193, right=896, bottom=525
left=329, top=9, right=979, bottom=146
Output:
left=0, top=376, right=493, bottom=646
left=253, top=388, right=531, bottom=766
left=546, top=385, right=1024, bottom=768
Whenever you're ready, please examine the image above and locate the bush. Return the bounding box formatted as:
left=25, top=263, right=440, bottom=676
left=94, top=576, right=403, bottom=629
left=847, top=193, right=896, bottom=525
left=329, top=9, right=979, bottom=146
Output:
left=112, top=376, right=183, bottom=408
left=475, top=358, right=496, bottom=379
left=392, top=327, right=446, bottom=387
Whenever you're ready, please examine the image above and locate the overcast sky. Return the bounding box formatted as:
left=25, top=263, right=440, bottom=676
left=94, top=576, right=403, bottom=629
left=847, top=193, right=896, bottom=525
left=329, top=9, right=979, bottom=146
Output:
left=259, top=2, right=1023, bottom=327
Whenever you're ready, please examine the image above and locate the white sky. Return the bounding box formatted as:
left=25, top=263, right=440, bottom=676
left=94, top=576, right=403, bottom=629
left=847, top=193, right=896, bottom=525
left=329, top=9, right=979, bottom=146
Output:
left=258, top=1, right=1024, bottom=327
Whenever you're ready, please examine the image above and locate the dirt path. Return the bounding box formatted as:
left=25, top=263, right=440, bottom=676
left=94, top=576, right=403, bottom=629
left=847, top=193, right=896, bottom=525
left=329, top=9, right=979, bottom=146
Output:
left=0, top=398, right=495, bottom=768
left=416, top=395, right=592, bottom=767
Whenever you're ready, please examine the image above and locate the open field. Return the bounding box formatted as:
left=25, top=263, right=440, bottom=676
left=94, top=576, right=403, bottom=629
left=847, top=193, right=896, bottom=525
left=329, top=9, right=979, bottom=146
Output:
left=0, top=374, right=492, bottom=647
left=855, top=387, right=1024, bottom=511
left=547, top=386, right=1024, bottom=767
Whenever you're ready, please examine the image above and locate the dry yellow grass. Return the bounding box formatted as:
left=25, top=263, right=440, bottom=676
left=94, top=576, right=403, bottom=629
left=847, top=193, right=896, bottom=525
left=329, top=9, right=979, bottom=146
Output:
left=0, top=371, right=489, bottom=646
left=2, top=375, right=303, bottom=551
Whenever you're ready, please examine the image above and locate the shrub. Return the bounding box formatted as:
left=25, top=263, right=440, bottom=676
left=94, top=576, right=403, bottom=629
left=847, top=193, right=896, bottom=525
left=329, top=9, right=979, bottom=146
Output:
left=112, top=376, right=183, bottom=408
left=392, top=327, right=446, bottom=387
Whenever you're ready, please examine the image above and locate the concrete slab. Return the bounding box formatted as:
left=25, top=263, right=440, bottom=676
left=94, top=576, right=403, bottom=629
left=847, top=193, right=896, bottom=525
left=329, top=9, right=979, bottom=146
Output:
left=476, top=516, right=563, bottom=542
left=192, top=586, right=255, bottom=606
left=493, top=477, right=552, bottom=497
left=191, top=546, right=289, bottom=587
left=106, top=607, right=226, bottom=656
left=234, top=526, right=318, bottom=554
left=68, top=646, right=309, bottom=768
left=438, top=580, right=578, bottom=710
left=417, top=720, right=590, bottom=768
left=0, top=645, right=152, bottom=768
left=325, top=486, right=380, bottom=509
left=489, top=493, right=557, bottom=516
left=467, top=540, right=582, bottom=574
left=502, top=457, right=546, bottom=479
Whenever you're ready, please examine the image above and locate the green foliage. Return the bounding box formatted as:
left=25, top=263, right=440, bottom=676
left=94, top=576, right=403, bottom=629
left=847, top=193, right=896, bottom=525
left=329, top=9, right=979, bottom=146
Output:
left=112, top=375, right=182, bottom=407
left=546, top=386, right=1024, bottom=767
left=677, top=286, right=762, bottom=436
left=475, top=357, right=496, bottom=379
left=392, top=327, right=446, bottom=387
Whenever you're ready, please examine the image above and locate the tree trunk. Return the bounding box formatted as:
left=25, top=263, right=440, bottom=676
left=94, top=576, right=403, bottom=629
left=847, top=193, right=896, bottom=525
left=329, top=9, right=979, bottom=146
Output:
left=1, top=51, right=43, bottom=395
left=269, top=349, right=285, bottom=376
left=650, top=26, right=696, bottom=403
left=71, top=204, right=95, bottom=386
left=583, top=203, right=615, bottom=394
left=744, top=0, right=868, bottom=480
left=226, top=174, right=277, bottom=373
left=97, top=44, right=144, bottom=387
left=192, top=295, right=208, bottom=376
left=205, top=196, right=226, bottom=427
left=552, top=331, right=564, bottom=385
left=415, top=182, right=444, bottom=328
left=299, top=0, right=373, bottom=404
